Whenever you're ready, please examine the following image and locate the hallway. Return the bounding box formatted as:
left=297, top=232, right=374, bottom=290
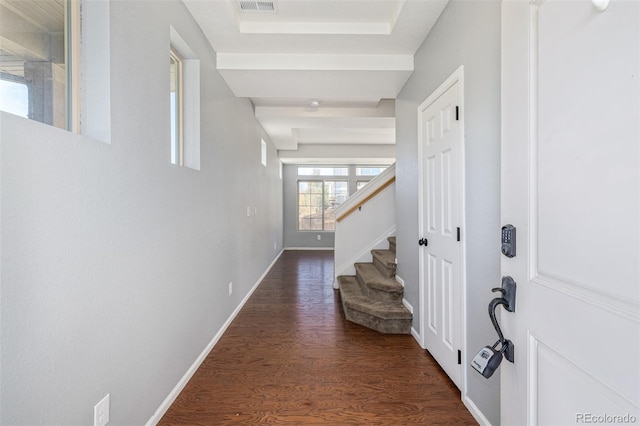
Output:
left=159, top=250, right=476, bottom=425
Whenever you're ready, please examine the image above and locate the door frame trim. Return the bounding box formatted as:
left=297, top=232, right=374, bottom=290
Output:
left=417, top=65, right=467, bottom=393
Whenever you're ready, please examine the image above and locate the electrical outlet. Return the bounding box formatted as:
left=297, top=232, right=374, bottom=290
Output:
left=246, top=207, right=251, bottom=217
left=317, top=234, right=321, bottom=241
left=94, top=394, right=110, bottom=426
left=228, top=282, right=233, bottom=296
left=274, top=242, right=277, bottom=250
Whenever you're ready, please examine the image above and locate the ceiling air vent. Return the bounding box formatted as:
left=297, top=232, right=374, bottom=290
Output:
left=239, top=1, right=275, bottom=12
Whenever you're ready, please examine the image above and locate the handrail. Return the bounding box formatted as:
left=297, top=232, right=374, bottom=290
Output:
left=336, top=176, right=395, bottom=222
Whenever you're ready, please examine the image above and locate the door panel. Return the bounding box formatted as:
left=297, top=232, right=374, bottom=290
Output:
left=419, top=73, right=464, bottom=389
left=535, top=0, right=639, bottom=299
left=501, top=0, right=639, bottom=423
left=534, top=336, right=638, bottom=426
left=428, top=253, right=438, bottom=332
left=441, top=149, right=453, bottom=236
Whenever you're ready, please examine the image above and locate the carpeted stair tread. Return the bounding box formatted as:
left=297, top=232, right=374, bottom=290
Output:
left=355, top=262, right=402, bottom=294
left=372, top=249, right=395, bottom=268
left=338, top=275, right=412, bottom=325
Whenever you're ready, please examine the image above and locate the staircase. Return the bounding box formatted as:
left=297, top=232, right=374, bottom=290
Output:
left=337, top=237, right=412, bottom=334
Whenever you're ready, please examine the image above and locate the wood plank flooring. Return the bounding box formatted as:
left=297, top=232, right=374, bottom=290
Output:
left=159, top=250, right=476, bottom=425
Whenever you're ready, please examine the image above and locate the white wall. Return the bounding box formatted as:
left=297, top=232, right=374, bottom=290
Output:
left=333, top=165, right=396, bottom=283
left=395, top=1, right=501, bottom=424
left=0, top=1, right=283, bottom=424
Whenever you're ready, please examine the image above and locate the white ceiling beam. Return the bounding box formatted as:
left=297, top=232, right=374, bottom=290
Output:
left=294, top=127, right=395, bottom=141
left=278, top=144, right=396, bottom=165
left=260, top=116, right=395, bottom=129
left=238, top=22, right=392, bottom=35
left=218, top=70, right=411, bottom=99
left=216, top=53, right=413, bottom=71
left=254, top=100, right=395, bottom=119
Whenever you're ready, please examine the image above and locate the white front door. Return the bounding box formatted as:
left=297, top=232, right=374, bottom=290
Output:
left=501, top=1, right=639, bottom=424
left=418, top=68, right=464, bottom=389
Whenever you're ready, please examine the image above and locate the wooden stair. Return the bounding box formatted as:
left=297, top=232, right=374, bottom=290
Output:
left=338, top=237, right=412, bottom=334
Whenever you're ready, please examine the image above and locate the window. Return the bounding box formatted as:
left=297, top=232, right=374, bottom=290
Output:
left=0, top=80, right=28, bottom=117
left=298, top=180, right=348, bottom=231
left=169, top=27, right=200, bottom=170
left=297, top=166, right=348, bottom=176
left=0, top=0, right=80, bottom=131
left=170, top=48, right=184, bottom=166
left=356, top=166, right=387, bottom=176
left=355, top=166, right=387, bottom=191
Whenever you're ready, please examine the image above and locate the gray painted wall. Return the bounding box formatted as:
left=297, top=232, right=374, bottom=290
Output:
left=0, top=1, right=283, bottom=424
left=395, top=1, right=501, bottom=423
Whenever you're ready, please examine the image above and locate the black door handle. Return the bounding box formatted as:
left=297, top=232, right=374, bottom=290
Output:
left=418, top=238, right=428, bottom=246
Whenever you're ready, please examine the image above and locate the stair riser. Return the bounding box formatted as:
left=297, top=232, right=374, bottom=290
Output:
left=355, top=271, right=403, bottom=303
left=387, top=237, right=396, bottom=254
left=370, top=287, right=402, bottom=304
left=343, top=306, right=411, bottom=334
left=372, top=255, right=396, bottom=279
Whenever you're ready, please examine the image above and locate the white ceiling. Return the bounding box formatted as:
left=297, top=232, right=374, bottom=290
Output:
left=184, top=0, right=448, bottom=164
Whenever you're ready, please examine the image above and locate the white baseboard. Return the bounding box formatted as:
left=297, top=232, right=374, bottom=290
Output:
left=463, top=394, right=493, bottom=426
left=145, top=250, right=284, bottom=425
left=401, top=297, right=412, bottom=315
left=400, top=287, right=420, bottom=343
left=284, top=247, right=334, bottom=251
left=411, top=326, right=421, bottom=345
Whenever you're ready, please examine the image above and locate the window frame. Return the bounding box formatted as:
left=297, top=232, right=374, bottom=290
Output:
left=169, top=27, right=200, bottom=170
left=170, top=48, right=184, bottom=166
left=0, top=0, right=81, bottom=131
left=261, top=138, right=267, bottom=167
left=355, top=166, right=388, bottom=177
left=297, top=166, right=349, bottom=177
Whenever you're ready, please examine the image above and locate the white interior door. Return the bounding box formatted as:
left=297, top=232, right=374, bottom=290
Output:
left=418, top=69, right=464, bottom=390
left=501, top=1, right=639, bottom=424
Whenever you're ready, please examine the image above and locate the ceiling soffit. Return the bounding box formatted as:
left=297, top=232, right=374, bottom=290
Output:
left=183, top=0, right=449, bottom=163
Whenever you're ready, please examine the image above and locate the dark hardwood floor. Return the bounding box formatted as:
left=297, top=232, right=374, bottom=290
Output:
left=159, top=250, right=476, bottom=425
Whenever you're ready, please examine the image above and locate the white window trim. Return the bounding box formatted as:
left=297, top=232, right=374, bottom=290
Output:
left=81, top=0, right=111, bottom=143
left=170, top=48, right=184, bottom=166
